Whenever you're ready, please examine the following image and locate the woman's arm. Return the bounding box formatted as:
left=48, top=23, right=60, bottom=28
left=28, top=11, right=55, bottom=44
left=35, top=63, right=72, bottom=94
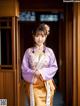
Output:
left=21, top=49, right=35, bottom=83
left=38, top=48, right=58, bottom=81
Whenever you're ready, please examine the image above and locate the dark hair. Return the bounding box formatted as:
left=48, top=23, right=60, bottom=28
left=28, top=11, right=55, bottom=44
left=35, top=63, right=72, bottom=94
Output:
left=32, top=23, right=50, bottom=37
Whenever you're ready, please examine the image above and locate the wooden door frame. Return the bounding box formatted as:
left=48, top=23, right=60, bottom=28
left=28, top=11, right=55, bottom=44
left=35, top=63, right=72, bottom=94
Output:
left=73, top=4, right=77, bottom=106
left=65, top=5, right=73, bottom=106
left=15, top=17, right=21, bottom=106
left=16, top=8, right=74, bottom=106
left=73, top=3, right=80, bottom=106
left=59, top=4, right=73, bottom=106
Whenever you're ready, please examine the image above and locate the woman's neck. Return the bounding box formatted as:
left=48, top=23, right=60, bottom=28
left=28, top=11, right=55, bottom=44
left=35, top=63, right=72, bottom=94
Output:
left=35, top=44, right=44, bottom=51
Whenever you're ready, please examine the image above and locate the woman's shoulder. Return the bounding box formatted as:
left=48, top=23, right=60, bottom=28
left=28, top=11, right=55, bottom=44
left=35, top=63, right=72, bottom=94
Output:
left=25, top=47, right=33, bottom=54
left=46, top=47, right=54, bottom=53
left=46, top=47, right=55, bottom=57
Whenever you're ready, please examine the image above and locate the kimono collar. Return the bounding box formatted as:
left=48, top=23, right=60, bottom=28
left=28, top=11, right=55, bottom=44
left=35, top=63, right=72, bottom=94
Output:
left=32, top=46, right=46, bottom=53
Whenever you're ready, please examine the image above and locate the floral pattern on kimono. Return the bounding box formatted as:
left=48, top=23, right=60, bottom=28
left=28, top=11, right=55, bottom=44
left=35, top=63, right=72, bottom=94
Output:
left=21, top=47, right=58, bottom=83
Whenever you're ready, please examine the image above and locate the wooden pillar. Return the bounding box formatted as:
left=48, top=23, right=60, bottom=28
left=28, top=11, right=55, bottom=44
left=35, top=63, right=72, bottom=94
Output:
left=73, top=3, right=80, bottom=106
left=77, top=3, right=80, bottom=106
left=73, top=3, right=78, bottom=106
left=65, top=4, right=73, bottom=106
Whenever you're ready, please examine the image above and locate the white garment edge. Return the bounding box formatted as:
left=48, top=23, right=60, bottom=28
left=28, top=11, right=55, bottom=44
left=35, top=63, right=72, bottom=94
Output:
left=30, top=84, right=34, bottom=106
left=45, top=81, right=51, bottom=106
left=29, top=81, right=50, bottom=106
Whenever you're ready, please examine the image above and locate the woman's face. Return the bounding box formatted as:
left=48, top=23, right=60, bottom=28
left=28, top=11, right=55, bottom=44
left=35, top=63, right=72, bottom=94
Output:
left=34, top=31, right=47, bottom=46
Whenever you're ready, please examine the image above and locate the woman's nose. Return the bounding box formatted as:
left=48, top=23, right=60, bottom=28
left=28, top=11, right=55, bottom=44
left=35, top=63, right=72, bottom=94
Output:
left=39, top=36, right=42, bottom=40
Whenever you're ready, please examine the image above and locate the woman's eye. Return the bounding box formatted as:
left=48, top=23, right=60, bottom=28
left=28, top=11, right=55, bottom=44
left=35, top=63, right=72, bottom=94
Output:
left=41, top=35, right=45, bottom=37
left=35, top=35, right=38, bottom=37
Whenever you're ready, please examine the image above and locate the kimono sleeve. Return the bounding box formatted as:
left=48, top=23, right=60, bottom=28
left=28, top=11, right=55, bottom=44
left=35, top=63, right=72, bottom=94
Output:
left=39, top=48, right=58, bottom=80
left=21, top=49, right=34, bottom=83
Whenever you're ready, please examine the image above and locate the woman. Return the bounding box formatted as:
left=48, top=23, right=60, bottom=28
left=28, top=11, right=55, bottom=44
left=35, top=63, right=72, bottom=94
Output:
left=21, top=23, right=58, bottom=106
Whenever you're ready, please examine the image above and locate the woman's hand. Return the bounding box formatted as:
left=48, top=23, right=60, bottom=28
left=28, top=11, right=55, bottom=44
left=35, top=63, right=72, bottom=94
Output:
left=35, top=70, right=44, bottom=81
left=39, top=75, right=44, bottom=81
left=33, top=70, right=44, bottom=84
left=35, top=70, right=41, bottom=78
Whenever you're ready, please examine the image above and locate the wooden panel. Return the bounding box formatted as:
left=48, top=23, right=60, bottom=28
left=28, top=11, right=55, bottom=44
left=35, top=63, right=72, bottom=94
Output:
left=77, top=3, right=80, bottom=106
left=73, top=3, right=80, bottom=106
left=0, top=0, right=19, bottom=17
left=65, top=4, right=73, bottom=106
left=0, top=70, right=15, bottom=106
left=0, top=17, right=17, bottom=106
left=73, top=4, right=78, bottom=106
left=0, top=71, right=4, bottom=97
left=4, top=71, right=15, bottom=106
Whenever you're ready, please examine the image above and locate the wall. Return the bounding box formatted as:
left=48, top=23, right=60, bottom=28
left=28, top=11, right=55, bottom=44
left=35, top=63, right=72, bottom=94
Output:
left=0, top=0, right=19, bottom=17
left=0, top=1, right=19, bottom=105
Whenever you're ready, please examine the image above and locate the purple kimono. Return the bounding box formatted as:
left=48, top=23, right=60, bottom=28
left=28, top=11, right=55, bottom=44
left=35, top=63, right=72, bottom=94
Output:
left=21, top=47, right=58, bottom=84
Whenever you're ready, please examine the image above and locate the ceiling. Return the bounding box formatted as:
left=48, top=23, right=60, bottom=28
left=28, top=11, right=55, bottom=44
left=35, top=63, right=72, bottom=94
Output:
left=18, top=0, right=64, bottom=12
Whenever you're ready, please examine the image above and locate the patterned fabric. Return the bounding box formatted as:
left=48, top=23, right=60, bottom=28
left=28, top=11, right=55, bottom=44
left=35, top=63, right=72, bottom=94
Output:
left=26, top=79, right=55, bottom=106
left=21, top=46, right=58, bottom=106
